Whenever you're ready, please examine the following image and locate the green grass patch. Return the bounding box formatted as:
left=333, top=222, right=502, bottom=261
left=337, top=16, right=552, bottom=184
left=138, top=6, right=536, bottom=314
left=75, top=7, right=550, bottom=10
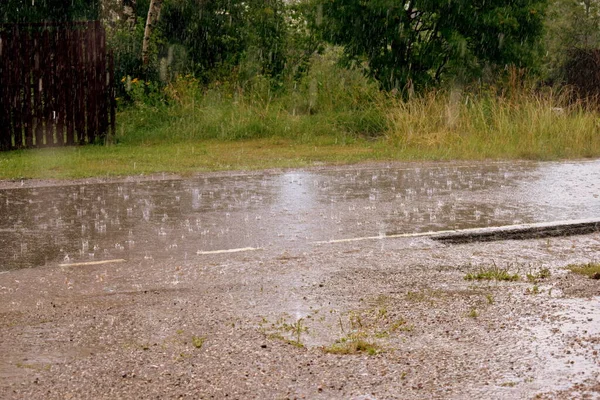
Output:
left=526, top=268, right=551, bottom=283
left=467, top=307, right=479, bottom=318
left=464, top=266, right=520, bottom=282
left=191, top=336, right=206, bottom=349
left=323, top=337, right=382, bottom=356
left=567, top=263, right=600, bottom=279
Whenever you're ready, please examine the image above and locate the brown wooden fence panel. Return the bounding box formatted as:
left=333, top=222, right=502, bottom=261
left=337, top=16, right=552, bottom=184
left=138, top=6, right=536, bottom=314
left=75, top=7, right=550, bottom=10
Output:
left=0, top=21, right=115, bottom=151
left=0, top=31, right=7, bottom=150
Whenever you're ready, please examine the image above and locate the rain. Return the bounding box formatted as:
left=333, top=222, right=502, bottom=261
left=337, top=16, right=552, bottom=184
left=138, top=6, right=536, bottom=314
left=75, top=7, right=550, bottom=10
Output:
left=2, top=1, right=600, bottom=399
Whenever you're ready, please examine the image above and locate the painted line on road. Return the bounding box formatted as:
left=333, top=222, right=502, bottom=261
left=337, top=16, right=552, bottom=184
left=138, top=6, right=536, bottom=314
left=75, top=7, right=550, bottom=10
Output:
left=196, top=247, right=262, bottom=255
left=314, top=218, right=600, bottom=245
left=59, top=259, right=127, bottom=267
left=313, top=230, right=459, bottom=244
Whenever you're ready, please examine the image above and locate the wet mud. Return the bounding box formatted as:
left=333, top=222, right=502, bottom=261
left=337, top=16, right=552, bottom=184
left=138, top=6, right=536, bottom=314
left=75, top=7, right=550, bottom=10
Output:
left=1, top=160, right=599, bottom=399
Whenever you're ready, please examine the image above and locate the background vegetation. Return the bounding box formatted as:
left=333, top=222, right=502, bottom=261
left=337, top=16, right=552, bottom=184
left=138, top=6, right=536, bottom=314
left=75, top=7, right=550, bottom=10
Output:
left=2, top=0, right=600, bottom=178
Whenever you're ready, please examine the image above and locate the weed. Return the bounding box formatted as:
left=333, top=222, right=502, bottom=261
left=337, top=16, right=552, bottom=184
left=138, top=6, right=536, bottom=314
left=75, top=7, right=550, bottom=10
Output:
left=526, top=285, right=541, bottom=295
left=261, top=316, right=308, bottom=348
left=390, top=318, right=412, bottom=332
left=191, top=336, right=206, bottom=349
left=175, top=352, right=191, bottom=361
left=567, top=263, right=600, bottom=279
left=468, top=307, right=479, bottom=318
left=267, top=333, right=305, bottom=348
left=464, top=265, right=520, bottom=282
left=349, top=311, right=364, bottom=329
left=323, top=336, right=382, bottom=356
left=485, top=293, right=495, bottom=305
left=539, top=268, right=551, bottom=279
left=526, top=268, right=551, bottom=283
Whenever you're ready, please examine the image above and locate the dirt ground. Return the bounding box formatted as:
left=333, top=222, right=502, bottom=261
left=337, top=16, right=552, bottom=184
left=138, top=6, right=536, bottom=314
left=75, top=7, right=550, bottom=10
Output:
left=1, top=230, right=600, bottom=399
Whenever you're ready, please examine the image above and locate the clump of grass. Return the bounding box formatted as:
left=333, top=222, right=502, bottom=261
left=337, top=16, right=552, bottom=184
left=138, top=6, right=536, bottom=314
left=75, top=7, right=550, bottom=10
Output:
left=260, top=316, right=308, bottom=348
left=526, top=268, right=551, bottom=283
left=323, top=337, right=382, bottom=356
left=468, top=307, right=479, bottom=318
left=526, top=285, right=541, bottom=295
left=191, top=336, right=206, bottom=349
left=267, top=333, right=305, bottom=348
left=567, top=263, right=600, bottom=279
left=464, top=266, right=520, bottom=282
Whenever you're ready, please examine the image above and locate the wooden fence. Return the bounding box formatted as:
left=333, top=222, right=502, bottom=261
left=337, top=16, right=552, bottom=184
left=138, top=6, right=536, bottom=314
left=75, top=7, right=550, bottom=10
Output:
left=0, top=21, right=115, bottom=151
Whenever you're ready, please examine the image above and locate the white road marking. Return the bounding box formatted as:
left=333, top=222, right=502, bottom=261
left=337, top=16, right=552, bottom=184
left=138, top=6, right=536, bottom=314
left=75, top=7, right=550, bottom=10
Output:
left=196, top=247, right=261, bottom=255
left=313, top=230, right=458, bottom=244
left=59, top=259, right=126, bottom=267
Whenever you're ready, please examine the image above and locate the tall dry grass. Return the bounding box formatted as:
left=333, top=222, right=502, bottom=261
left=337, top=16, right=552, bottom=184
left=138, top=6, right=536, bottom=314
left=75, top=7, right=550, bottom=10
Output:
left=386, top=87, right=600, bottom=160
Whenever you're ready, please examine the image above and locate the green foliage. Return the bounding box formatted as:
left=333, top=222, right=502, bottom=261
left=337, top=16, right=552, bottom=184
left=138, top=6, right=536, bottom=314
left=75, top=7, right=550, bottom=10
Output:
left=1, top=0, right=99, bottom=23
left=567, top=263, right=600, bottom=279
left=157, top=0, right=303, bottom=85
left=464, top=266, right=520, bottom=282
left=108, top=18, right=148, bottom=94
left=323, top=337, right=381, bottom=355
left=320, top=0, right=547, bottom=92
left=116, top=47, right=385, bottom=143
left=526, top=268, right=551, bottom=282
left=159, top=0, right=248, bottom=82
left=244, top=0, right=289, bottom=79
left=544, top=0, right=600, bottom=81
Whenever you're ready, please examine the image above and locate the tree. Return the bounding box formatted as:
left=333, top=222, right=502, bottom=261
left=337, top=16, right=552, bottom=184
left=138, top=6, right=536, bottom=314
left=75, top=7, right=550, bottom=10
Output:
left=142, top=0, right=164, bottom=66
left=159, top=0, right=291, bottom=82
left=544, top=0, right=600, bottom=80
left=320, top=0, right=547, bottom=92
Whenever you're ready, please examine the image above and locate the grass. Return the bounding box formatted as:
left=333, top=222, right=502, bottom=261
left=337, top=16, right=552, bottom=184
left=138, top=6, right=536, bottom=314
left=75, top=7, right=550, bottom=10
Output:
left=191, top=335, right=206, bottom=349
left=526, top=284, right=541, bottom=295
left=464, top=266, right=520, bottom=282
left=468, top=307, right=479, bottom=318
left=323, top=337, right=382, bottom=356
left=526, top=268, right=552, bottom=283
left=266, top=333, right=305, bottom=348
left=259, top=316, right=308, bottom=348
left=3, top=51, right=600, bottom=180
left=567, top=263, right=600, bottom=279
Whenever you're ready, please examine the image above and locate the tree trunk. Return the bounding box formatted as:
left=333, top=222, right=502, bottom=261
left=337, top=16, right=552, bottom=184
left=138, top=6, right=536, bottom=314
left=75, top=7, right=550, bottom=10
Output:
left=142, top=0, right=163, bottom=66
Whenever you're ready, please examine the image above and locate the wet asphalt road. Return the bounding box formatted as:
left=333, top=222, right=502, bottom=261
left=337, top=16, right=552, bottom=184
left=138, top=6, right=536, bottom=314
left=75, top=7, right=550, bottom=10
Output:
left=1, top=160, right=599, bottom=271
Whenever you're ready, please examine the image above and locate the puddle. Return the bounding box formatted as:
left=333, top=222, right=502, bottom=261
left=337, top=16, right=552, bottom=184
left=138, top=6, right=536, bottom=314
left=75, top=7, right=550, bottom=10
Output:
left=514, top=297, right=600, bottom=394
left=1, top=160, right=600, bottom=271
